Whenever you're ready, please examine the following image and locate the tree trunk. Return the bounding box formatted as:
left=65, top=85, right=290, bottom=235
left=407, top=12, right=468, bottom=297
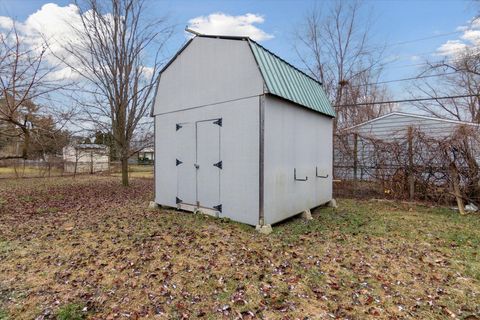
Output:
left=121, top=156, right=129, bottom=187
left=450, top=162, right=466, bottom=215
left=21, top=128, right=30, bottom=159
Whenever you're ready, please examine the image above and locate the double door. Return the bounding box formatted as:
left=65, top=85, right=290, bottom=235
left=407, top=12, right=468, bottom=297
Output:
left=176, top=118, right=222, bottom=210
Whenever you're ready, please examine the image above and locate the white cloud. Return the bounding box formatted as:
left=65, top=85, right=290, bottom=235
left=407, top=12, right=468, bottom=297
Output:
left=0, top=3, right=84, bottom=80
left=437, top=17, right=480, bottom=56
left=461, top=29, right=480, bottom=45
left=437, top=40, right=468, bottom=56
left=0, top=16, right=13, bottom=29
left=0, top=3, right=147, bottom=82
left=187, top=12, right=273, bottom=42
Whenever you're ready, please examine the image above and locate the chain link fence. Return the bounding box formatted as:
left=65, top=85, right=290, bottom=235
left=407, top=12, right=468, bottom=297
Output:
left=333, top=127, right=480, bottom=207
left=0, top=159, right=153, bottom=179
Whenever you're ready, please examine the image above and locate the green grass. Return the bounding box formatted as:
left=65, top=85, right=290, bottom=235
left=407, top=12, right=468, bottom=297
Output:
left=56, top=303, right=85, bottom=320
left=0, top=240, right=11, bottom=254
left=276, top=199, right=480, bottom=280
left=0, top=166, right=62, bottom=178
left=0, top=309, right=9, bottom=320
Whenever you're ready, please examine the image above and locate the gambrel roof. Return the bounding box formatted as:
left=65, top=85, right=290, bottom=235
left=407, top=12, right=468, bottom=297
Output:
left=247, top=40, right=334, bottom=117
left=155, top=34, right=335, bottom=118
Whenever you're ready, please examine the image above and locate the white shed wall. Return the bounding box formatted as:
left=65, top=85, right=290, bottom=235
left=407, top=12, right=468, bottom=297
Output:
left=263, top=96, right=333, bottom=225
left=153, top=37, right=264, bottom=115
left=154, top=96, right=260, bottom=225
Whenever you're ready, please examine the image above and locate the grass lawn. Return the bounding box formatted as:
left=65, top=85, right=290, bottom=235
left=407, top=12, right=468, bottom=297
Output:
left=0, top=166, right=63, bottom=179
left=0, top=176, right=479, bottom=319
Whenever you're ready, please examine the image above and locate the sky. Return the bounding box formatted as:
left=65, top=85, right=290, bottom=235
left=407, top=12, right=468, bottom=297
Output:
left=0, top=0, right=477, bottom=106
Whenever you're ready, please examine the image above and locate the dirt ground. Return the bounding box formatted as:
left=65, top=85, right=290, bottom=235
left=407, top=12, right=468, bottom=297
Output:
left=0, top=176, right=479, bottom=319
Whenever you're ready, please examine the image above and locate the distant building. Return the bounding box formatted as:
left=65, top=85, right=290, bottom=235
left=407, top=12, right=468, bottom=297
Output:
left=336, top=112, right=480, bottom=180
left=63, top=144, right=109, bottom=173
left=128, top=147, right=154, bottom=165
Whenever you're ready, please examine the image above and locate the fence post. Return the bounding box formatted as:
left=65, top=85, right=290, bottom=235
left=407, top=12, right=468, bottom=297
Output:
left=407, top=126, right=415, bottom=201
left=353, top=133, right=358, bottom=181
left=90, top=151, right=94, bottom=174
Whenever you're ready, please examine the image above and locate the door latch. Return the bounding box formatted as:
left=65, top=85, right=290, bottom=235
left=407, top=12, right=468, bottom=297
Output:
left=194, top=164, right=200, bottom=169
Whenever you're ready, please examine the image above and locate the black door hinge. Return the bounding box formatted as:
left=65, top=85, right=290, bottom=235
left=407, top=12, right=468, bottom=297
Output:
left=213, top=118, right=222, bottom=127
left=176, top=123, right=182, bottom=131
left=176, top=159, right=183, bottom=166
left=176, top=197, right=182, bottom=204
left=213, top=160, right=222, bottom=169
left=213, top=204, right=222, bottom=212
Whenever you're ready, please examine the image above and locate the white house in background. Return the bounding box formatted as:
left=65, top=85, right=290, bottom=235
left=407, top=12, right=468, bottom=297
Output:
left=63, top=144, right=109, bottom=174
left=151, top=34, right=335, bottom=227
left=129, top=147, right=155, bottom=164
left=336, top=112, right=480, bottom=180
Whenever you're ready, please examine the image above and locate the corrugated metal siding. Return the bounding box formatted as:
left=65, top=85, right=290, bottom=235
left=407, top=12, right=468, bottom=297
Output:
left=351, top=113, right=478, bottom=141
left=249, top=41, right=335, bottom=118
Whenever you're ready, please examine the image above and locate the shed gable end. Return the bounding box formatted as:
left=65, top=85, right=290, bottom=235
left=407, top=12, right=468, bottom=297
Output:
left=153, top=37, right=264, bottom=115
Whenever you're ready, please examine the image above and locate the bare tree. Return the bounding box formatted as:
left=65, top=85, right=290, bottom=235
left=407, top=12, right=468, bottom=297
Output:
left=295, top=0, right=392, bottom=130
left=414, top=48, right=480, bottom=123
left=57, top=0, right=172, bottom=186
left=410, top=43, right=480, bottom=204
left=0, top=24, right=66, bottom=160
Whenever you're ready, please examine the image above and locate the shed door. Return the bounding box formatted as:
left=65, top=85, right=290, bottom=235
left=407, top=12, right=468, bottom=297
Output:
left=176, top=122, right=196, bottom=205
left=196, top=119, right=221, bottom=209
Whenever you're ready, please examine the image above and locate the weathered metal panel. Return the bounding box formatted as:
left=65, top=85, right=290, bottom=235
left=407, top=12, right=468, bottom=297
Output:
left=154, top=96, right=260, bottom=226
left=263, top=96, right=333, bottom=225
left=249, top=41, right=335, bottom=118
left=153, top=37, right=264, bottom=115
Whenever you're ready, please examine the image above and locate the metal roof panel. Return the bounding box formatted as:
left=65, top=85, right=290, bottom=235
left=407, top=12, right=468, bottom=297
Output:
left=248, top=40, right=335, bottom=117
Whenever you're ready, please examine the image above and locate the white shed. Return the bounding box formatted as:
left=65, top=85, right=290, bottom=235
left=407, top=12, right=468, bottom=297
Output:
left=63, top=144, right=109, bottom=174
left=151, top=35, right=335, bottom=227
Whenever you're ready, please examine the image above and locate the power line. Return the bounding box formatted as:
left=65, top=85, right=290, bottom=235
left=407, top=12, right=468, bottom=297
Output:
left=349, top=71, right=460, bottom=87
left=366, top=30, right=464, bottom=51
left=363, top=46, right=480, bottom=76
left=340, top=50, right=480, bottom=86
left=334, top=94, right=479, bottom=108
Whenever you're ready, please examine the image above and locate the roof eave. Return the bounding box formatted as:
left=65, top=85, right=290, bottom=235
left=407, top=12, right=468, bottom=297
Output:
left=266, top=93, right=335, bottom=118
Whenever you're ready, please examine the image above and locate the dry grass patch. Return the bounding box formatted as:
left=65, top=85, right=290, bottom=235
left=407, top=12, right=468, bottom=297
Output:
left=0, top=176, right=479, bottom=319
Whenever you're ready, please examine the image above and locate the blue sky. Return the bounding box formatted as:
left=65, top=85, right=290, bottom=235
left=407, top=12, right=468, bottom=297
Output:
left=0, top=0, right=476, bottom=101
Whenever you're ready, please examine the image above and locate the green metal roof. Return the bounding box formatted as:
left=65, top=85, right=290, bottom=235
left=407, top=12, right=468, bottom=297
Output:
left=249, top=40, right=335, bottom=117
